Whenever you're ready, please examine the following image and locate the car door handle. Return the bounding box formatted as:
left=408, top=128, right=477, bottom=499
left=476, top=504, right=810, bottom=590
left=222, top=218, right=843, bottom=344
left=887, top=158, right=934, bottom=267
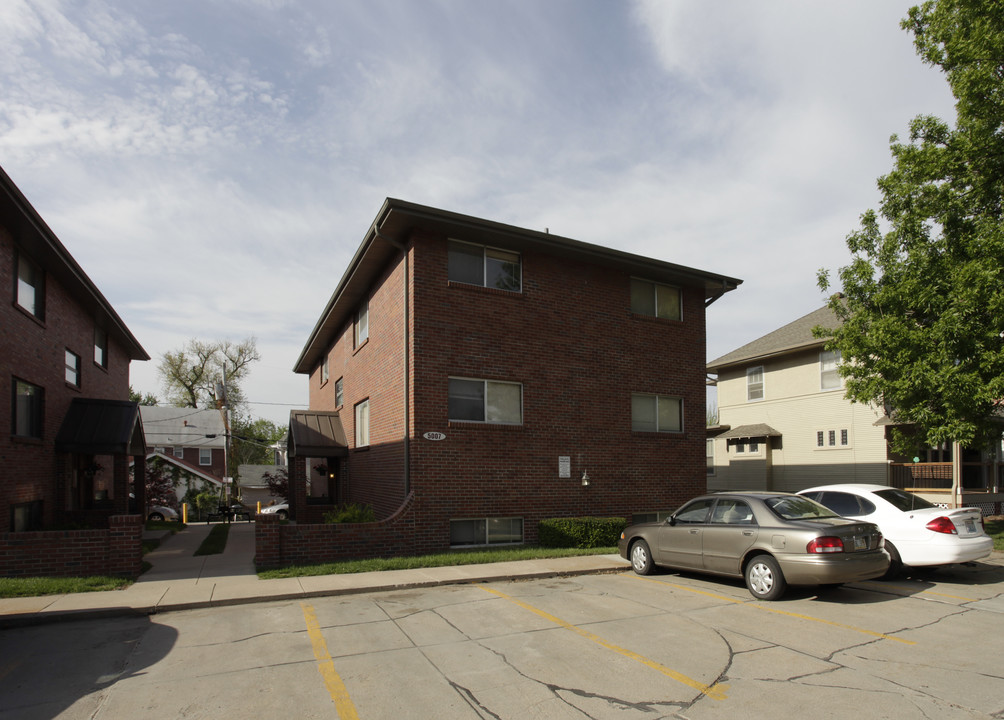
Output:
left=742, top=531, right=754, bottom=536
left=689, top=529, right=699, bottom=535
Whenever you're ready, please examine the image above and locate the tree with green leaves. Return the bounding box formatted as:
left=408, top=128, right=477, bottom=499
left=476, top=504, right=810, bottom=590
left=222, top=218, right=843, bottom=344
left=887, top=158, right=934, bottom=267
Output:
left=157, top=337, right=260, bottom=410
left=129, top=386, right=159, bottom=406
left=817, top=0, right=1004, bottom=455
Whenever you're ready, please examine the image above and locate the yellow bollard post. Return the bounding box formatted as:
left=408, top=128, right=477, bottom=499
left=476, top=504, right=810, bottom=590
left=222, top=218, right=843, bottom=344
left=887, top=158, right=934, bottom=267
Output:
left=257, top=501, right=261, bottom=515
left=183, top=503, right=188, bottom=524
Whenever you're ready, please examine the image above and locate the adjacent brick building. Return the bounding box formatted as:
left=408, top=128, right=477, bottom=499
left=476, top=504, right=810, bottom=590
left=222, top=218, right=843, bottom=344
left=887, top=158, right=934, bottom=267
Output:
left=279, top=199, right=741, bottom=560
left=1, top=165, right=149, bottom=574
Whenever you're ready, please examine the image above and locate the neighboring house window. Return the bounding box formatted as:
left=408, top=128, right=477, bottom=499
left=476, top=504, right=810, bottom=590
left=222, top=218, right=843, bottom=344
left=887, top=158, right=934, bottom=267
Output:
left=94, top=327, right=108, bottom=368
left=199, top=448, right=211, bottom=466
left=816, top=429, right=850, bottom=448
left=15, top=252, right=45, bottom=319
left=354, top=300, right=369, bottom=347
left=630, top=278, right=681, bottom=321
left=335, top=377, right=344, bottom=407
left=320, top=356, right=329, bottom=385
left=450, top=517, right=523, bottom=546
left=449, top=378, right=523, bottom=424
left=734, top=439, right=762, bottom=456
left=174, top=446, right=184, bottom=458
left=631, top=393, right=683, bottom=433
left=448, top=240, right=521, bottom=292
left=746, top=366, right=764, bottom=401
left=706, top=439, right=715, bottom=476
left=820, top=350, right=842, bottom=390
left=65, top=350, right=81, bottom=388
left=355, top=399, right=370, bottom=447
left=12, top=378, right=43, bottom=438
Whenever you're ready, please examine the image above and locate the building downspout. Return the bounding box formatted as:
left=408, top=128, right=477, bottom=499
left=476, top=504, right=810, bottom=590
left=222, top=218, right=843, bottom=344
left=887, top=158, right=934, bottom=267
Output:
left=374, top=226, right=411, bottom=495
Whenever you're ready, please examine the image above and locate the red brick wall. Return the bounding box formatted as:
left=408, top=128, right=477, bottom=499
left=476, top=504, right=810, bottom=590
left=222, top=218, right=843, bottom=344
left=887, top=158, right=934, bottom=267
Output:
left=1, top=227, right=133, bottom=533
left=0, top=514, right=143, bottom=577
left=293, top=227, right=710, bottom=561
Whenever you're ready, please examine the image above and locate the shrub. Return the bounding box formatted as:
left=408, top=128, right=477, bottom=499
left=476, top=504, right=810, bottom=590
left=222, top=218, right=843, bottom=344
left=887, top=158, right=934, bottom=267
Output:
left=323, top=503, right=376, bottom=524
left=538, top=516, right=628, bottom=549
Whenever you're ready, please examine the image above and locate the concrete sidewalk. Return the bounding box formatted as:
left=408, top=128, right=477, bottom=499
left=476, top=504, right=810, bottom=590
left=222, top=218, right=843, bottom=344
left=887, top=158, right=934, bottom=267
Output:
left=0, top=522, right=630, bottom=627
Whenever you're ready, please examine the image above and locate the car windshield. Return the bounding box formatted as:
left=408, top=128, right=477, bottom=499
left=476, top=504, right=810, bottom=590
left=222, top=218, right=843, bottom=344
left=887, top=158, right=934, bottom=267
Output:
left=764, top=495, right=840, bottom=521
left=873, top=488, right=937, bottom=511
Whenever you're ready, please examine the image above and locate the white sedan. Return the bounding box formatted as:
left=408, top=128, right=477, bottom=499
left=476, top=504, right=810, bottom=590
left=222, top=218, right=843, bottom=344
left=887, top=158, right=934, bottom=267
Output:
left=799, top=483, right=994, bottom=576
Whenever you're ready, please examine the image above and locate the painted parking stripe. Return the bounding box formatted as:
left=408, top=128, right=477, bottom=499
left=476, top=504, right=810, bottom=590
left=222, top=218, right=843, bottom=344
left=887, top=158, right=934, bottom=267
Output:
left=301, top=603, right=361, bottom=719
left=626, top=574, right=916, bottom=645
left=479, top=585, right=728, bottom=700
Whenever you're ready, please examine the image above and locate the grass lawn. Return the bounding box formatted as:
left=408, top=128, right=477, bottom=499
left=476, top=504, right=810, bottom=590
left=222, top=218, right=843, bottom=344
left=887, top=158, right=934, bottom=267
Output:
left=258, top=545, right=618, bottom=579
left=986, top=517, right=1004, bottom=552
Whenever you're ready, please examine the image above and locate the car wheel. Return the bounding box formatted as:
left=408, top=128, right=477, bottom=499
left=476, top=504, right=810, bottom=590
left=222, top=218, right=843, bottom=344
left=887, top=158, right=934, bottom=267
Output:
left=149, top=512, right=164, bottom=522
left=630, top=539, right=654, bottom=575
left=745, top=554, right=787, bottom=601
left=276, top=510, right=288, bottom=520
left=882, top=541, right=903, bottom=580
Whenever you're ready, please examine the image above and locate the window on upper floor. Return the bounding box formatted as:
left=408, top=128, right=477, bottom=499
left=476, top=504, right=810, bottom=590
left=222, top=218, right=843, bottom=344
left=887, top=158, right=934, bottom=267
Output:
left=94, top=327, right=108, bottom=369
left=354, top=300, right=369, bottom=347
left=746, top=366, right=764, bottom=401
left=630, top=278, right=681, bottom=321
left=816, top=428, right=850, bottom=448
left=12, top=378, right=44, bottom=439
left=820, top=349, right=841, bottom=390
left=199, top=448, right=211, bottom=466
left=15, top=252, right=45, bottom=320
left=355, top=399, right=370, bottom=447
left=448, top=240, right=521, bottom=292
left=65, top=349, right=81, bottom=388
left=335, top=377, right=344, bottom=407
left=320, top=355, right=329, bottom=385
left=174, top=446, right=184, bottom=458
left=631, top=393, right=683, bottom=433
left=448, top=378, right=523, bottom=424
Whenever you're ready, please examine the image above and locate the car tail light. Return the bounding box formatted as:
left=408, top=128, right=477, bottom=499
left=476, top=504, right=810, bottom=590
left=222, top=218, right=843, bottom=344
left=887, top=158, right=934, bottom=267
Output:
left=807, top=536, right=844, bottom=553
left=926, top=516, right=958, bottom=535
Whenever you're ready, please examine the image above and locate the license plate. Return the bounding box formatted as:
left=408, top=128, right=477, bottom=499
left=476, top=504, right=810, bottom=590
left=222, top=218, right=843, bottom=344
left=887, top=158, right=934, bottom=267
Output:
left=853, top=536, right=867, bottom=550
left=965, top=519, right=976, bottom=533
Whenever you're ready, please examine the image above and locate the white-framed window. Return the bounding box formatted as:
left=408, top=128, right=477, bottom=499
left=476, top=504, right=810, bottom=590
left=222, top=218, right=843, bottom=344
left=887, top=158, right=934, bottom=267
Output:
left=335, top=377, right=344, bottom=407
left=630, top=278, right=682, bottom=321
left=816, top=429, right=850, bottom=448
left=820, top=349, right=842, bottom=390
left=631, top=393, right=683, bottom=433
left=450, top=517, right=524, bottom=546
left=199, top=448, right=212, bottom=466
left=746, top=366, right=764, bottom=401
left=355, top=399, right=370, bottom=447
left=65, top=349, right=81, bottom=388
left=16, top=252, right=44, bottom=319
left=174, top=446, right=184, bottom=458
left=448, top=240, right=521, bottom=292
left=320, top=355, right=329, bottom=384
left=13, top=378, right=43, bottom=438
left=94, top=327, right=108, bottom=368
left=706, top=439, right=715, bottom=476
left=354, top=300, right=369, bottom=347
left=734, top=439, right=762, bottom=456
left=448, top=378, right=523, bottom=424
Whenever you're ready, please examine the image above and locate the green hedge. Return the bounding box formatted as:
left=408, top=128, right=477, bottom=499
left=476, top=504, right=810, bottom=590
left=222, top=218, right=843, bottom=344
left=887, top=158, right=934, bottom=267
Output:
left=538, top=516, right=628, bottom=548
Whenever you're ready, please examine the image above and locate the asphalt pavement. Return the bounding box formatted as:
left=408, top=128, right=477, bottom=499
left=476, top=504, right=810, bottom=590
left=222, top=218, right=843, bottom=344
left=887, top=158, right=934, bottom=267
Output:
left=0, top=521, right=630, bottom=628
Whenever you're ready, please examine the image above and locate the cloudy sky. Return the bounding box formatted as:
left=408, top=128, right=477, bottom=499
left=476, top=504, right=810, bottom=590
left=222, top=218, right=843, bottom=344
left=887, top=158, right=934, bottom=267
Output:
left=1, top=0, right=956, bottom=425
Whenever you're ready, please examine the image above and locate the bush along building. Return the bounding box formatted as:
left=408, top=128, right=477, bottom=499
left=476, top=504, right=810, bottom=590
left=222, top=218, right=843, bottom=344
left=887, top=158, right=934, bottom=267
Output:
left=0, top=165, right=149, bottom=577
left=258, top=199, right=741, bottom=568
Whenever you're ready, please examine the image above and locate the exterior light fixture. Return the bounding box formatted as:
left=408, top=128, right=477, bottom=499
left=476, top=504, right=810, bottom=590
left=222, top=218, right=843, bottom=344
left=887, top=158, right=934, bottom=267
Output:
left=581, top=471, right=590, bottom=487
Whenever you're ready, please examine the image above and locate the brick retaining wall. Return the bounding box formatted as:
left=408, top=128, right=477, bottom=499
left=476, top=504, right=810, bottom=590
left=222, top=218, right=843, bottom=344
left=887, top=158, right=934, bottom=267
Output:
left=0, top=514, right=143, bottom=578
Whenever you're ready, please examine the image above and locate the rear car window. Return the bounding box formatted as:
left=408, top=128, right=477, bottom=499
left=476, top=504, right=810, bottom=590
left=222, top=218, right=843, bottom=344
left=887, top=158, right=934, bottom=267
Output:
left=765, top=496, right=839, bottom=521
left=873, top=488, right=937, bottom=511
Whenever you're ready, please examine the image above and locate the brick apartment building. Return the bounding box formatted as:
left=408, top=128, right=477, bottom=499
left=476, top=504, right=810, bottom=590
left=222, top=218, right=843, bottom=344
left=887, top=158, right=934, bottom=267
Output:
left=279, top=199, right=741, bottom=558
left=1, top=164, right=148, bottom=549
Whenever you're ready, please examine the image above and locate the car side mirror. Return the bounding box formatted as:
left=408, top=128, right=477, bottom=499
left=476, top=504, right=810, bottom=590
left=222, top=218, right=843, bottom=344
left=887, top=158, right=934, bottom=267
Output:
left=667, top=516, right=677, bottom=527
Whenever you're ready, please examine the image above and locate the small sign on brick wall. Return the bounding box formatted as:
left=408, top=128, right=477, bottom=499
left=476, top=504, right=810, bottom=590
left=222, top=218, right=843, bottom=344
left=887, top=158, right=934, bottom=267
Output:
left=558, top=456, right=571, bottom=478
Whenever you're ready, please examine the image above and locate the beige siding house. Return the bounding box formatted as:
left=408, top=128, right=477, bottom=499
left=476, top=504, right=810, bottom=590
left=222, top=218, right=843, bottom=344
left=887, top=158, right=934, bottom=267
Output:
left=707, top=306, right=888, bottom=492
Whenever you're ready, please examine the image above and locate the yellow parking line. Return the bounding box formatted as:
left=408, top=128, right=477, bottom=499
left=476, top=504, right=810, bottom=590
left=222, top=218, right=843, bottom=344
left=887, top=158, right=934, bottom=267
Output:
left=301, top=603, right=360, bottom=719
left=479, top=585, right=728, bottom=700
left=627, top=574, right=915, bottom=645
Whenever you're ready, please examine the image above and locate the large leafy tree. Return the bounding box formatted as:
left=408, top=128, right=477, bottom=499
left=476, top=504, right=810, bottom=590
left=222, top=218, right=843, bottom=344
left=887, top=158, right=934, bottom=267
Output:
left=157, top=337, right=260, bottom=410
left=818, top=0, right=1004, bottom=455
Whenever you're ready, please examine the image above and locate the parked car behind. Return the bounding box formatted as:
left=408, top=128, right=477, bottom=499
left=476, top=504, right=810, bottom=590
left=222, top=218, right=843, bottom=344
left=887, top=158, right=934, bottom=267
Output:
left=798, top=484, right=994, bottom=577
left=618, top=491, right=889, bottom=600
left=259, top=501, right=288, bottom=520
left=148, top=505, right=178, bottom=522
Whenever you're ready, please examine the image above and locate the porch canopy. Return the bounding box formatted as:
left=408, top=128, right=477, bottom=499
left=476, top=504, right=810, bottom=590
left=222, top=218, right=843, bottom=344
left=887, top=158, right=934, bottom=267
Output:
left=718, top=423, right=781, bottom=441
left=56, top=398, right=146, bottom=455
left=287, top=410, right=349, bottom=458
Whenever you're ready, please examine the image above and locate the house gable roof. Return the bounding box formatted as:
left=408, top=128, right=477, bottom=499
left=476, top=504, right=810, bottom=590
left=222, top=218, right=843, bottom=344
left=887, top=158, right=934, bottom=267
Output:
left=139, top=406, right=227, bottom=449
left=707, top=304, right=841, bottom=372
left=0, top=164, right=149, bottom=362
left=294, top=198, right=743, bottom=374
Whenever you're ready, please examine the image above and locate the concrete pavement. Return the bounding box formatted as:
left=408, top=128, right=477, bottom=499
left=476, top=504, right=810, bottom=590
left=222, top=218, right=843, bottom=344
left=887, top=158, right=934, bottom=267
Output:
left=0, top=522, right=630, bottom=627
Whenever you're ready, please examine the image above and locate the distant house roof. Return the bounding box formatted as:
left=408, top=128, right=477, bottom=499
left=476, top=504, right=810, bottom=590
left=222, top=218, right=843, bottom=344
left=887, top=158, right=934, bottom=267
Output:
left=707, top=304, right=841, bottom=372
left=55, top=399, right=146, bottom=455
left=0, top=164, right=148, bottom=362
left=139, top=406, right=227, bottom=449
left=719, top=423, right=782, bottom=440
left=287, top=410, right=348, bottom=457
left=294, top=198, right=743, bottom=374
left=138, top=452, right=224, bottom=485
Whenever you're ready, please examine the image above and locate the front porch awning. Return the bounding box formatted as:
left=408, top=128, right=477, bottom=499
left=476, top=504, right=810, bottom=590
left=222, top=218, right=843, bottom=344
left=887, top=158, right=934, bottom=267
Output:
left=288, top=410, right=349, bottom=458
left=55, top=398, right=146, bottom=455
left=719, top=423, right=781, bottom=440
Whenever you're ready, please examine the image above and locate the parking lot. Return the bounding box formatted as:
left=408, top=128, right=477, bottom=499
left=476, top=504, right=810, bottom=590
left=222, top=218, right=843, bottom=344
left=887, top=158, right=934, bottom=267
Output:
left=2, top=559, right=1002, bottom=719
